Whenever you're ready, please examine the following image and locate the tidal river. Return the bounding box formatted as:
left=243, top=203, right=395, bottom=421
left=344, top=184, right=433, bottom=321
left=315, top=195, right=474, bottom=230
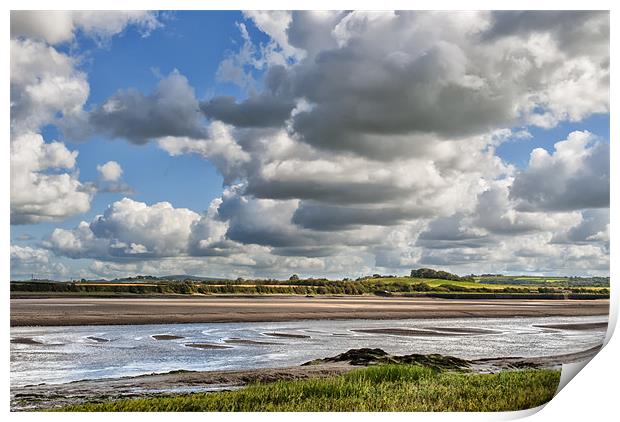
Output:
left=11, top=315, right=607, bottom=388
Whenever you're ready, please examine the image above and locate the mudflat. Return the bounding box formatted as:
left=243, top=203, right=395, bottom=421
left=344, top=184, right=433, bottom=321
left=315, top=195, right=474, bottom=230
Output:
left=10, top=296, right=609, bottom=327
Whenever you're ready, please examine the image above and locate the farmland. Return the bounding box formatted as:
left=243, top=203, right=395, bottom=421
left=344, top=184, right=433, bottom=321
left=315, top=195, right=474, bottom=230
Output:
left=10, top=269, right=610, bottom=299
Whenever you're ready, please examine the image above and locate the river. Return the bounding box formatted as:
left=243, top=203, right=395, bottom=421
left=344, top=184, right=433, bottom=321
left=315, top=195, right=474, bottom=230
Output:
left=10, top=315, right=607, bottom=388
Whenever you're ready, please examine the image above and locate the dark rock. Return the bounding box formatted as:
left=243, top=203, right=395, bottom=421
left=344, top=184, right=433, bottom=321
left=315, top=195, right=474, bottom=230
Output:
left=303, top=348, right=470, bottom=370
left=303, top=348, right=389, bottom=366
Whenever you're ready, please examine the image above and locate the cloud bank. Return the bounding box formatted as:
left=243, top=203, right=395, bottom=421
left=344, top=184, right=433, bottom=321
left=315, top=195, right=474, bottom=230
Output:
left=11, top=11, right=610, bottom=279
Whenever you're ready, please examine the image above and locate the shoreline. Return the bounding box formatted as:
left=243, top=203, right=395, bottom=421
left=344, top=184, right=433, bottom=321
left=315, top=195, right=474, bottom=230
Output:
left=11, top=345, right=601, bottom=411
left=10, top=296, right=610, bottom=327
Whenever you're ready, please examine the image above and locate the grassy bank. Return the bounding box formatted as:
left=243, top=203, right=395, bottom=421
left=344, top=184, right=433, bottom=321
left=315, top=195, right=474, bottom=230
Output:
left=57, top=365, right=560, bottom=412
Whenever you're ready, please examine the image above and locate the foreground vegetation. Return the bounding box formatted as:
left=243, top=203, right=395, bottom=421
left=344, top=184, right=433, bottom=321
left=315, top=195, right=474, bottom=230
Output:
left=57, top=364, right=560, bottom=412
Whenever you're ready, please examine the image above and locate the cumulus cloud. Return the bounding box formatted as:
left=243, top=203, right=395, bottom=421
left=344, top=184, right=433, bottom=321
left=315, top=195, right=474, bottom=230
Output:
left=9, top=40, right=91, bottom=225
left=216, top=190, right=318, bottom=250
left=157, top=12, right=608, bottom=275
left=214, top=185, right=401, bottom=257
left=88, top=70, right=206, bottom=144
left=483, top=11, right=609, bottom=57
left=416, top=214, right=490, bottom=250
left=158, top=122, right=509, bottom=233
left=215, top=21, right=295, bottom=89
left=25, top=11, right=610, bottom=278
left=200, top=93, right=295, bottom=128
left=233, top=11, right=608, bottom=158
left=11, top=10, right=161, bottom=45
left=510, top=131, right=609, bottom=211
left=10, top=245, right=69, bottom=280
left=10, top=12, right=165, bottom=226
left=97, top=161, right=123, bottom=182
left=10, top=132, right=94, bottom=224
left=10, top=39, right=89, bottom=135
left=243, top=11, right=304, bottom=60
left=158, top=122, right=251, bottom=184
left=45, top=198, right=202, bottom=259
left=474, top=182, right=582, bottom=235
left=552, top=209, right=609, bottom=245
left=95, top=161, right=133, bottom=194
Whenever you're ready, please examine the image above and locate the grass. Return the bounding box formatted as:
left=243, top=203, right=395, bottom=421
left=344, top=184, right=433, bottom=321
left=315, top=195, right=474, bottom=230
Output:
left=373, top=277, right=517, bottom=289
left=57, top=365, right=560, bottom=412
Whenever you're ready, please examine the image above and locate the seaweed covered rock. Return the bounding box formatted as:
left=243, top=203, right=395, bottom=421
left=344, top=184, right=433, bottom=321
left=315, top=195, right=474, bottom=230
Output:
left=303, top=348, right=471, bottom=370
left=397, top=354, right=470, bottom=370
left=303, top=348, right=389, bottom=366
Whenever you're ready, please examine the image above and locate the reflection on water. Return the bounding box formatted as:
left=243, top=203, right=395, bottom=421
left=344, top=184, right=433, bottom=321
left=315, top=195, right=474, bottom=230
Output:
left=10, top=315, right=607, bottom=387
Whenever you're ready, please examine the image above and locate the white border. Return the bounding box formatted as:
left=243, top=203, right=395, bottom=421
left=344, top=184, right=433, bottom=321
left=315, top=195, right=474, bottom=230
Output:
left=3, top=1, right=616, bottom=420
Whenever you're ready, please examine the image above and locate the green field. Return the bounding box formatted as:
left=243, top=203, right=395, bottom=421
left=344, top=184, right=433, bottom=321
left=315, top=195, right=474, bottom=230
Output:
left=373, top=276, right=608, bottom=291
left=57, top=364, right=560, bottom=412
left=372, top=277, right=516, bottom=289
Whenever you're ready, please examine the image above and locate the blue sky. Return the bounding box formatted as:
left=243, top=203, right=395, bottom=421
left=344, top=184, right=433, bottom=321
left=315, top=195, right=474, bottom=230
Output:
left=13, top=11, right=284, bottom=241
left=13, top=12, right=246, bottom=240
left=10, top=11, right=610, bottom=279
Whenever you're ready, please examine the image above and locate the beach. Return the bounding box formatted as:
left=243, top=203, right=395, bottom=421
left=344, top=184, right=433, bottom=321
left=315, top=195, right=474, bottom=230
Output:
left=10, top=296, right=610, bottom=326
left=10, top=297, right=609, bottom=411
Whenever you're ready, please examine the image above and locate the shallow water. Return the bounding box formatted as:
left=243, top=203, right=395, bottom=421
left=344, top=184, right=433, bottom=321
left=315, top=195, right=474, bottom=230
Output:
left=10, top=315, right=607, bottom=388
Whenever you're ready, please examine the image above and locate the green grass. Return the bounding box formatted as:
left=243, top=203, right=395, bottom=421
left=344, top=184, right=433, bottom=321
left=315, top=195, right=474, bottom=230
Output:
left=57, top=365, right=560, bottom=412
left=373, top=277, right=516, bottom=289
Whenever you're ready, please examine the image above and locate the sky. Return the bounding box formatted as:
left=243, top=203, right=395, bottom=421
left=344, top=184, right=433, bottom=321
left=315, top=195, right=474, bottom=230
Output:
left=9, top=10, right=610, bottom=280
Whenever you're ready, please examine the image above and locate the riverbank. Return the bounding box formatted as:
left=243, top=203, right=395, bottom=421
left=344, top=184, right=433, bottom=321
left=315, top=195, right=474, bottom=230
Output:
left=57, top=366, right=561, bottom=412
left=13, top=346, right=599, bottom=411
left=10, top=296, right=609, bottom=326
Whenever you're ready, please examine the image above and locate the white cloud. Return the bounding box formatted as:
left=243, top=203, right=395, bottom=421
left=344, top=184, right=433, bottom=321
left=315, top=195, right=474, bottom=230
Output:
left=510, top=131, right=609, bottom=211
left=10, top=39, right=89, bottom=135
left=158, top=122, right=250, bottom=184
left=11, top=10, right=161, bottom=45
left=474, top=181, right=582, bottom=235
left=242, top=11, right=304, bottom=60
left=97, top=161, right=123, bottom=182
left=552, top=209, right=610, bottom=245
left=23, top=11, right=610, bottom=278
left=10, top=245, right=69, bottom=280
left=45, top=198, right=202, bottom=259
left=10, top=12, right=164, bottom=226
left=10, top=132, right=94, bottom=224
left=238, top=11, right=608, bottom=159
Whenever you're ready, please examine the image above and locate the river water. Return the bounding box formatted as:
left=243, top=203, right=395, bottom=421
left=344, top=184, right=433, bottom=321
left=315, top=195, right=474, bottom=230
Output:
left=10, top=315, right=607, bottom=388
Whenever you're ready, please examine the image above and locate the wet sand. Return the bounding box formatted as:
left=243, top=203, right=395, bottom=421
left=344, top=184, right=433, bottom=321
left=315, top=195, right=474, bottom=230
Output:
left=423, top=326, right=500, bottom=334
left=352, top=328, right=460, bottom=337
left=152, top=334, right=185, bottom=340
left=351, top=327, right=502, bottom=337
left=533, top=322, right=608, bottom=330
left=263, top=332, right=311, bottom=338
left=184, top=343, right=232, bottom=350
left=10, top=337, right=43, bottom=345
left=86, top=336, right=110, bottom=343
left=224, top=338, right=280, bottom=345
left=10, top=296, right=609, bottom=327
